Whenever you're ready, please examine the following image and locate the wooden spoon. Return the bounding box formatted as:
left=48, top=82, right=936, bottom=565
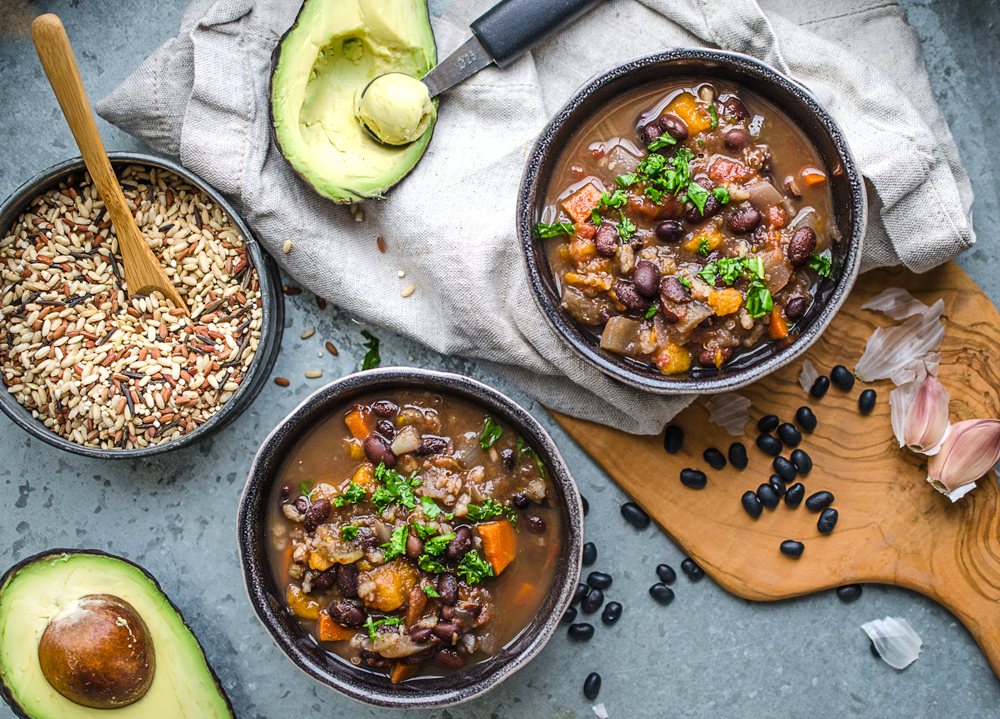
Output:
left=31, top=13, right=188, bottom=313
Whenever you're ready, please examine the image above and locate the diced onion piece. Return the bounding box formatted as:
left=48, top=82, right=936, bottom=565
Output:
left=862, top=288, right=930, bottom=320
left=600, top=316, right=643, bottom=357
left=390, top=425, right=422, bottom=455
left=861, top=617, right=922, bottom=669
left=799, top=359, right=818, bottom=392
left=854, top=300, right=945, bottom=382
left=745, top=179, right=784, bottom=211
left=704, top=393, right=752, bottom=436
left=593, top=703, right=609, bottom=719
left=947, top=482, right=976, bottom=502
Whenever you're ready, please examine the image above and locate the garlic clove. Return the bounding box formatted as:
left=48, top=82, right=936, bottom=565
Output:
left=862, top=617, right=922, bottom=669
left=902, top=374, right=950, bottom=455
left=927, top=419, right=1000, bottom=494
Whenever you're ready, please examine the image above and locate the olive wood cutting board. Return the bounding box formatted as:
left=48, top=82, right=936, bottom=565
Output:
left=550, top=261, right=1000, bottom=678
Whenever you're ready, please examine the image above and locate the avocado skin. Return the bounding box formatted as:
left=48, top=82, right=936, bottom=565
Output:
left=0, top=549, right=235, bottom=719
left=268, top=0, right=439, bottom=203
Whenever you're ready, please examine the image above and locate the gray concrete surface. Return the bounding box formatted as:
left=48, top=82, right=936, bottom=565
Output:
left=1, top=0, right=998, bottom=717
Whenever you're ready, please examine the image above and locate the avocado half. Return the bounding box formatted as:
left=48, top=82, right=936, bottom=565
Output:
left=269, top=0, right=438, bottom=203
left=0, top=550, right=235, bottom=719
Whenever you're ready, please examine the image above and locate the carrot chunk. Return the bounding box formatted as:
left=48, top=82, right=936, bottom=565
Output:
left=287, top=585, right=320, bottom=620
left=318, top=612, right=355, bottom=642
left=655, top=343, right=692, bottom=375
left=478, top=520, right=517, bottom=575
left=390, top=661, right=419, bottom=683
left=561, top=184, right=603, bottom=224
left=344, top=407, right=371, bottom=440
left=801, top=167, right=827, bottom=186
left=708, top=288, right=742, bottom=316
left=665, top=92, right=713, bottom=134
left=350, top=462, right=378, bottom=493
left=769, top=308, right=789, bottom=339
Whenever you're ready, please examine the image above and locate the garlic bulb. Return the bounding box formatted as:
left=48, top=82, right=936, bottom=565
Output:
left=902, top=374, right=951, bottom=454
left=927, top=419, right=1000, bottom=494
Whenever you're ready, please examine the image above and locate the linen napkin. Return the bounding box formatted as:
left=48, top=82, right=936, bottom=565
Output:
left=96, top=0, right=975, bottom=435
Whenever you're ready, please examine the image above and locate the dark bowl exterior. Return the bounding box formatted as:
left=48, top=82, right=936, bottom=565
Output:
left=518, top=50, right=867, bottom=394
left=238, top=367, right=584, bottom=709
left=0, top=152, right=284, bottom=459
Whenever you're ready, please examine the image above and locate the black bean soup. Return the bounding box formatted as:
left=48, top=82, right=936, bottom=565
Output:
left=267, top=391, right=560, bottom=682
left=538, top=80, right=839, bottom=375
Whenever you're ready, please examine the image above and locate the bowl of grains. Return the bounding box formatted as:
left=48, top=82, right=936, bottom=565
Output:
left=0, top=153, right=284, bottom=458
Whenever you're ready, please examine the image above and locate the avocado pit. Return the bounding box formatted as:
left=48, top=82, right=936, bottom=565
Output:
left=38, top=594, right=155, bottom=709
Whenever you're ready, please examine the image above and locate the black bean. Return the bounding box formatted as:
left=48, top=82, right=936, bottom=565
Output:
left=409, top=626, right=434, bottom=643
left=680, top=468, right=707, bottom=489
left=433, top=622, right=462, bottom=644
left=756, top=483, right=780, bottom=509
left=500, top=447, right=516, bottom=469
left=568, top=623, right=595, bottom=641
left=303, top=498, right=331, bottom=532
left=660, top=276, right=692, bottom=303
left=582, top=496, right=590, bottom=516
left=837, top=585, right=863, bottom=603
left=594, top=222, right=619, bottom=257
left=587, top=571, right=612, bottom=590
left=364, top=434, right=396, bottom=468
left=782, top=175, right=802, bottom=199
left=663, top=424, right=684, bottom=454
left=741, top=490, right=763, bottom=518
left=780, top=540, right=805, bottom=558
left=416, top=435, right=449, bottom=456
left=728, top=442, right=748, bottom=470
left=524, top=515, right=546, bottom=534
left=686, top=194, right=721, bottom=223
left=811, top=376, right=830, bottom=398
left=726, top=206, right=761, bottom=234
left=724, top=128, right=750, bottom=150
left=512, top=492, right=530, bottom=509
left=584, top=672, right=602, bottom=700
left=805, top=491, right=834, bottom=512
left=621, top=502, right=650, bottom=529
left=639, top=121, right=663, bottom=146
left=795, top=406, right=817, bottom=432
left=572, top=583, right=589, bottom=605
left=337, top=562, right=359, bottom=598
left=376, top=419, right=396, bottom=440
left=777, top=423, right=802, bottom=447
left=406, top=532, right=424, bottom=559
left=756, top=433, right=782, bottom=456
left=613, top=278, right=650, bottom=311
left=371, top=399, right=398, bottom=417
left=581, top=588, right=604, bottom=614
left=312, top=565, right=338, bottom=590
left=758, top=415, right=780, bottom=433
left=784, top=483, right=805, bottom=508
left=773, top=456, right=797, bottom=482
left=817, top=508, right=839, bottom=534
left=562, top=605, right=578, bottom=624
left=329, top=600, right=366, bottom=628
left=280, top=483, right=292, bottom=500
left=769, top=474, right=787, bottom=497
left=294, top=496, right=309, bottom=515
left=601, top=602, right=622, bottom=625
left=435, top=648, right=464, bottom=670
left=859, top=389, right=877, bottom=414
left=437, top=573, right=458, bottom=605
left=633, top=260, right=661, bottom=298
left=656, top=564, right=676, bottom=584
left=703, top=448, right=726, bottom=470
left=582, top=542, right=597, bottom=566
left=681, top=558, right=704, bottom=581
left=723, top=97, right=749, bottom=122
left=659, top=113, right=688, bottom=142
left=655, top=220, right=685, bottom=243
left=787, top=227, right=817, bottom=266
left=831, top=365, right=855, bottom=390
left=790, top=449, right=812, bottom=475
left=649, top=583, right=675, bottom=605
left=446, top=526, right=473, bottom=559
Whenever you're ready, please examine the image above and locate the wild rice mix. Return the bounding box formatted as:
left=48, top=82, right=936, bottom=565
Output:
left=0, top=165, right=262, bottom=450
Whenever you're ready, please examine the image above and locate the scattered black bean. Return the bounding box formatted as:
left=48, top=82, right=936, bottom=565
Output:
left=741, top=490, right=763, bottom=518
left=568, top=623, right=595, bottom=641
left=680, top=468, right=708, bottom=489
left=681, top=558, right=704, bottom=581
left=304, top=498, right=332, bottom=532
left=649, top=583, right=675, bottom=605
left=772, top=456, right=797, bottom=482
left=758, top=415, right=780, bottom=433
left=728, top=442, right=748, bottom=470
left=621, top=502, right=650, bottom=528
left=777, top=423, right=802, bottom=447
left=601, top=602, right=622, bottom=625
left=663, top=424, right=684, bottom=454
left=787, top=227, right=817, bottom=266
left=562, top=605, right=578, bottom=624
left=376, top=419, right=396, bottom=440
left=767, top=475, right=786, bottom=498
left=756, top=433, right=782, bottom=456
left=437, top=573, right=458, bottom=605
left=790, top=448, right=813, bottom=475
left=524, top=515, right=546, bottom=534
left=659, top=113, right=689, bottom=142
left=837, top=585, right=863, bottom=603
left=805, top=491, right=834, bottom=512
left=445, top=526, right=473, bottom=560
left=780, top=540, right=805, bottom=558
left=406, top=532, right=424, bottom=559
left=582, top=496, right=590, bottom=516
left=511, top=492, right=530, bottom=509
left=811, top=376, right=830, bottom=398
left=795, top=406, right=817, bottom=432
left=371, top=399, right=398, bottom=417
left=784, top=483, right=805, bottom=508
left=329, top=600, right=366, bottom=628
left=417, top=435, right=450, bottom=456
left=501, top=448, right=516, bottom=470
left=587, top=572, right=612, bottom=590
left=633, top=260, right=661, bottom=298
left=703, top=448, right=727, bottom=470
left=572, top=583, right=589, bottom=605
left=756, top=483, right=780, bottom=509
left=582, top=542, right=597, bottom=566
left=293, top=496, right=309, bottom=514
left=312, top=565, right=338, bottom=590
left=656, top=564, right=676, bottom=584
left=584, top=672, right=602, bottom=700
left=364, top=434, right=396, bottom=468
left=655, top=220, right=685, bottom=243
left=859, top=389, right=877, bottom=414
left=817, top=508, right=839, bottom=534
left=582, top=588, right=604, bottom=614
left=831, top=365, right=855, bottom=390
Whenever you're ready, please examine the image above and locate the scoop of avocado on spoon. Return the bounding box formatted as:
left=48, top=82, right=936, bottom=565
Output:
left=358, top=0, right=607, bottom=146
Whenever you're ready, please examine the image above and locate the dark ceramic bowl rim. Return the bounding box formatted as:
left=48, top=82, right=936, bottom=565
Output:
left=518, top=49, right=867, bottom=394
left=0, top=152, right=284, bottom=459
left=238, top=367, right=584, bottom=709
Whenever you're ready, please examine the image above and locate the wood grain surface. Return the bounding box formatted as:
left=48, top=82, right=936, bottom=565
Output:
left=552, top=261, right=1000, bottom=676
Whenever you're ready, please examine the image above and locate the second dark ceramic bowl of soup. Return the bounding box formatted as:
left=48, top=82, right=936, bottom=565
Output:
left=518, top=50, right=867, bottom=394
left=238, top=367, right=583, bottom=708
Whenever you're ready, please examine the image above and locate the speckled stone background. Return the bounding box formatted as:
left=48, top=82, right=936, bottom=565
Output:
left=0, top=0, right=998, bottom=717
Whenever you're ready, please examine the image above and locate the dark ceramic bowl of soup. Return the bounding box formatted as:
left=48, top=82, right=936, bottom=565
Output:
left=238, top=367, right=584, bottom=708
left=519, top=50, right=866, bottom=394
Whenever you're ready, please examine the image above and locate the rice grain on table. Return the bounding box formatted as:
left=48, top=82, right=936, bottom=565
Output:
left=0, top=165, right=262, bottom=450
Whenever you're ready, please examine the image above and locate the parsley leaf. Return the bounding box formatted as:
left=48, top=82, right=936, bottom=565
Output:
left=365, top=616, right=402, bottom=643
left=645, top=185, right=665, bottom=204
left=598, top=190, right=628, bottom=210
left=697, top=237, right=712, bottom=256
left=423, top=585, right=440, bottom=598
left=424, top=532, right=456, bottom=556
left=457, top=550, right=495, bottom=585
left=418, top=554, right=447, bottom=573
left=332, top=481, right=367, bottom=507
left=618, top=215, right=637, bottom=240
left=466, top=499, right=505, bottom=522
left=361, top=330, right=380, bottom=370
left=708, top=104, right=718, bottom=129
left=381, top=525, right=408, bottom=561
left=413, top=523, right=438, bottom=540
left=679, top=276, right=692, bottom=290
left=479, top=416, right=502, bottom=450
left=686, top=182, right=710, bottom=215
left=517, top=440, right=547, bottom=478
left=647, top=135, right=676, bottom=152
left=371, top=463, right=419, bottom=511
left=299, top=480, right=311, bottom=497
left=745, top=278, right=774, bottom=318
left=744, top=256, right=765, bottom=280
left=645, top=305, right=658, bottom=319
left=808, top=249, right=833, bottom=278
left=420, top=496, right=442, bottom=520
left=590, top=207, right=602, bottom=226
left=713, top=187, right=729, bottom=204
left=616, top=173, right=640, bottom=187
left=532, top=222, right=574, bottom=238
left=341, top=525, right=360, bottom=541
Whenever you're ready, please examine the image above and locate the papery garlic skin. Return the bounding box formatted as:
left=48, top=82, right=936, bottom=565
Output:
left=927, top=419, right=1000, bottom=494
left=903, top=375, right=950, bottom=455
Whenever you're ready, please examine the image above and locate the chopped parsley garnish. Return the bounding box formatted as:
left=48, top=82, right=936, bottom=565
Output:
left=696, top=237, right=712, bottom=256
left=413, top=523, right=438, bottom=539
left=423, top=532, right=456, bottom=556
left=340, top=525, right=360, bottom=541
left=420, top=496, right=442, bottom=520
left=645, top=305, right=658, bottom=319
left=618, top=216, right=637, bottom=240
left=466, top=499, right=505, bottom=522
left=808, top=249, right=833, bottom=278
left=381, top=525, right=408, bottom=561
left=597, top=190, right=627, bottom=212
left=332, top=481, right=367, bottom=507
left=713, top=187, right=730, bottom=204
left=371, top=463, right=420, bottom=511
left=686, top=181, right=710, bottom=215
left=590, top=207, right=602, bottom=226
left=457, top=550, right=495, bottom=585
left=532, top=221, right=574, bottom=238
left=516, top=437, right=547, bottom=478
left=365, top=616, right=402, bottom=642
left=422, top=585, right=440, bottom=598
left=647, top=135, right=676, bottom=152
left=697, top=138, right=704, bottom=147
left=616, top=173, right=640, bottom=187
left=744, top=256, right=765, bottom=280
left=698, top=256, right=763, bottom=286
left=679, top=276, right=692, bottom=290
left=745, top=278, right=774, bottom=318
left=361, top=330, right=381, bottom=370
left=708, top=105, right=718, bottom=129
left=479, top=416, right=502, bottom=450
left=418, top=554, right=447, bottom=573
left=299, top=480, right=311, bottom=497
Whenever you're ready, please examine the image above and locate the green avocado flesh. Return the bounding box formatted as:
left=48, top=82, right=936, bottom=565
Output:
left=0, top=552, right=233, bottom=719
left=271, top=0, right=438, bottom=202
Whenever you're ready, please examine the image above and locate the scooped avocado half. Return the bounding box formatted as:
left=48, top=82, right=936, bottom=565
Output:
left=270, top=0, right=438, bottom=202
left=0, top=550, right=234, bottom=719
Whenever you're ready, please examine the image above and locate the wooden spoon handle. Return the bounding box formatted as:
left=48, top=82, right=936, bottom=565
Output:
left=31, top=13, right=187, bottom=312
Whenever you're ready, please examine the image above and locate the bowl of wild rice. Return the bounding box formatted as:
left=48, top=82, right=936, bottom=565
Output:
left=0, top=153, right=284, bottom=458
